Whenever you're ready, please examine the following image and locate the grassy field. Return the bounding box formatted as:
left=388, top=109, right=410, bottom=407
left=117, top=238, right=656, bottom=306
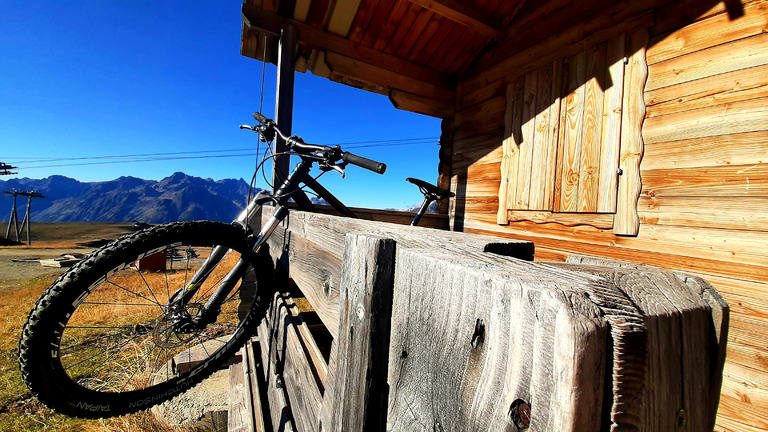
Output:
left=0, top=223, right=203, bottom=431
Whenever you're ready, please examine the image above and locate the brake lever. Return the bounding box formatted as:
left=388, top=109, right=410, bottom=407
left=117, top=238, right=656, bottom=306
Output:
left=319, top=162, right=346, bottom=178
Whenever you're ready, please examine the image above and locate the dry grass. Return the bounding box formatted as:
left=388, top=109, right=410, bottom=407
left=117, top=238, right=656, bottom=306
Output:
left=0, top=227, right=242, bottom=431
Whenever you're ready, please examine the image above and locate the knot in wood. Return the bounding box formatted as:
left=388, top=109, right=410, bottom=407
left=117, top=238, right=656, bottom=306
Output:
left=509, top=398, right=531, bottom=430
left=470, top=318, right=485, bottom=350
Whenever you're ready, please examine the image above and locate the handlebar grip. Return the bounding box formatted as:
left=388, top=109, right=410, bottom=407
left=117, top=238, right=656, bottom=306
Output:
left=253, top=112, right=272, bottom=124
left=342, top=152, right=386, bottom=174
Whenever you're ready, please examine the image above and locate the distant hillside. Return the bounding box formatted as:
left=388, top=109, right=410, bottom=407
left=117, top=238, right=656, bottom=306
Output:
left=0, top=173, right=255, bottom=223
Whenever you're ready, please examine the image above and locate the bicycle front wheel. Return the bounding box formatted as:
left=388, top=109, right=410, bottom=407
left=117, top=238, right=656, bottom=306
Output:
left=19, top=220, right=273, bottom=418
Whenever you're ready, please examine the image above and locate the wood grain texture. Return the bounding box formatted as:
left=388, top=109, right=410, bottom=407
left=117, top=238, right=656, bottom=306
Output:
left=260, top=291, right=324, bottom=432
left=559, top=257, right=729, bottom=431
left=387, top=248, right=611, bottom=431
left=577, top=42, right=607, bottom=213
left=529, top=63, right=559, bottom=210
left=597, top=36, right=626, bottom=213
left=262, top=206, right=535, bottom=336
left=515, top=70, right=538, bottom=209
left=642, top=164, right=768, bottom=197
left=643, top=97, right=768, bottom=144
left=447, top=2, right=767, bottom=430
left=647, top=0, right=768, bottom=65
left=641, top=131, right=768, bottom=171
left=614, top=28, right=648, bottom=236
left=228, top=362, right=254, bottom=432
left=555, top=51, right=587, bottom=213
left=326, top=235, right=396, bottom=432
left=256, top=320, right=296, bottom=432
left=645, top=64, right=768, bottom=116
left=646, top=33, right=768, bottom=92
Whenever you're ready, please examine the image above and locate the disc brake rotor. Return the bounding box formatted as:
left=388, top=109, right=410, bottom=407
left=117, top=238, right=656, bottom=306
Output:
left=152, top=303, right=204, bottom=348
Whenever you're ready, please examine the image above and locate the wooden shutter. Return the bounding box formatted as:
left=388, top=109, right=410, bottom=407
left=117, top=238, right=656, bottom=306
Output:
left=497, top=62, right=562, bottom=218
left=498, top=32, right=641, bottom=227
left=554, top=36, right=626, bottom=213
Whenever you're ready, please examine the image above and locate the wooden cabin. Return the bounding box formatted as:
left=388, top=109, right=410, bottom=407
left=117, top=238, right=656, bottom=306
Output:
left=239, top=0, right=767, bottom=430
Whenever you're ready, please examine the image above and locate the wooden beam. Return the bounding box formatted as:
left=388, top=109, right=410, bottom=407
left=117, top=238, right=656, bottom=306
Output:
left=242, top=4, right=454, bottom=90
left=326, top=235, right=396, bottom=431
left=260, top=206, right=535, bottom=338
left=615, top=28, right=648, bottom=237
left=273, top=25, right=296, bottom=193
left=388, top=89, right=454, bottom=118
left=326, top=52, right=455, bottom=105
left=406, top=0, right=505, bottom=40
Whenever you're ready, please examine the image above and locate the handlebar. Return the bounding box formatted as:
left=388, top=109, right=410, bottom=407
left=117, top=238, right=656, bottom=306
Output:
left=248, top=112, right=387, bottom=175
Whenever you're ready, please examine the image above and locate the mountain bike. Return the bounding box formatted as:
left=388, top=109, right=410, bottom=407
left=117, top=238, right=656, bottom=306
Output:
left=18, top=112, right=453, bottom=418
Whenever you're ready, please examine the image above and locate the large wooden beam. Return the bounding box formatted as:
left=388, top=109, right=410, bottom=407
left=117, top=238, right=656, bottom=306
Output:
left=260, top=206, right=535, bottom=338
left=242, top=4, right=454, bottom=90
left=407, top=0, right=505, bottom=40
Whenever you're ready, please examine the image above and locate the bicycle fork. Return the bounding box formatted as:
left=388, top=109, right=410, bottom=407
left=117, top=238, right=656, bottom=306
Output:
left=167, top=203, right=289, bottom=327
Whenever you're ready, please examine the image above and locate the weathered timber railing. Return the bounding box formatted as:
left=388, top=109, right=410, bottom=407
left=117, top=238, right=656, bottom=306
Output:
left=248, top=206, right=727, bottom=432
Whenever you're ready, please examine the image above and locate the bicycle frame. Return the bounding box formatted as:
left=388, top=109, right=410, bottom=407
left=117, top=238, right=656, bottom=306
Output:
left=171, top=157, right=358, bottom=323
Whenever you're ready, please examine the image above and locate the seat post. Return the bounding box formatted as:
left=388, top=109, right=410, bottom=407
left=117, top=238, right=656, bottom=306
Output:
left=411, top=195, right=434, bottom=226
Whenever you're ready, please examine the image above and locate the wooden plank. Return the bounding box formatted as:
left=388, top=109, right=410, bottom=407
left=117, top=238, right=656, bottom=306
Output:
left=651, top=0, right=764, bottom=38
left=645, top=64, right=768, bottom=118
left=555, top=51, right=586, bottom=213
left=463, top=220, right=768, bottom=284
left=644, top=97, right=768, bottom=144
left=325, top=0, right=363, bottom=36
left=647, top=1, right=768, bottom=65
left=359, top=0, right=399, bottom=48
left=462, top=6, right=653, bottom=98
left=542, top=59, right=563, bottom=211
left=638, top=196, right=768, bottom=233
left=614, top=28, right=647, bottom=236
left=244, top=341, right=267, bottom=432
left=455, top=93, right=506, bottom=132
left=325, top=52, right=455, bottom=105
left=558, top=263, right=727, bottom=431
left=256, top=320, right=296, bottom=431
left=641, top=131, right=768, bottom=170
left=577, top=41, right=607, bottom=213
left=241, top=4, right=454, bottom=89
left=597, top=35, right=625, bottom=213
left=528, top=64, right=556, bottom=210
left=327, top=235, right=396, bottom=431
left=372, top=0, right=410, bottom=51
left=262, top=206, right=535, bottom=336
left=228, top=361, right=255, bottom=432
left=388, top=89, right=454, bottom=119
left=646, top=33, right=768, bottom=91
left=387, top=248, right=612, bottom=431
left=506, top=210, right=614, bottom=229
left=406, top=0, right=504, bottom=39
left=385, top=3, right=421, bottom=55
left=394, top=6, right=434, bottom=58
left=498, top=78, right=524, bottom=222
left=642, top=164, right=768, bottom=197
left=514, top=69, right=538, bottom=209
left=260, top=291, right=323, bottom=432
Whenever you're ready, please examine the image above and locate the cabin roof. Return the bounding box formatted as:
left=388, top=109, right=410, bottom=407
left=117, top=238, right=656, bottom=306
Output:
left=240, top=0, right=529, bottom=117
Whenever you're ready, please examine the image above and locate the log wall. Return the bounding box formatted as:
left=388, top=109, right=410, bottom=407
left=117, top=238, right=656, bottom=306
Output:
left=450, top=1, right=768, bottom=430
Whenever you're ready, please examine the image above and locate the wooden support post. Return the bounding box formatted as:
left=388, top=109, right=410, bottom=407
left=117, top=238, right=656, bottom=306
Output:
left=272, top=25, right=296, bottom=193
left=325, top=234, right=396, bottom=432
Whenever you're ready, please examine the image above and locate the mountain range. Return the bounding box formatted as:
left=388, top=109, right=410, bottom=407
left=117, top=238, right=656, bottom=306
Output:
left=0, top=173, right=255, bottom=223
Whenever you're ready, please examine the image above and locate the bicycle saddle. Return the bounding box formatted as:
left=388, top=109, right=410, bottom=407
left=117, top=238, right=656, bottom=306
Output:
left=406, top=178, right=455, bottom=200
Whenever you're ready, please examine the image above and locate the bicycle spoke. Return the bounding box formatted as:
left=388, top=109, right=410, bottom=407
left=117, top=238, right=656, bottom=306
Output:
left=63, top=330, right=146, bottom=372
left=134, top=264, right=163, bottom=306
left=81, top=301, right=157, bottom=307
left=106, top=280, right=162, bottom=309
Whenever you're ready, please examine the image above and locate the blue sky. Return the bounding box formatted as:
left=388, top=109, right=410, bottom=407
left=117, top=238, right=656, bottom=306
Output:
left=0, top=2, right=442, bottom=209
